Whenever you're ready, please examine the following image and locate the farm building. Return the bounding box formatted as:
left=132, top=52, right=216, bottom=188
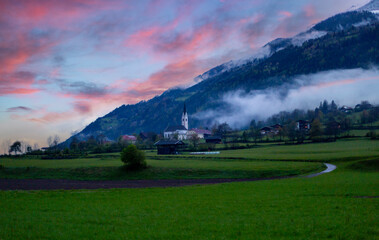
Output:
left=154, top=140, right=185, bottom=155
left=204, top=136, right=222, bottom=144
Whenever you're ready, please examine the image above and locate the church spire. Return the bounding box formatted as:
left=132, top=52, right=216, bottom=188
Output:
left=181, top=102, right=188, bottom=130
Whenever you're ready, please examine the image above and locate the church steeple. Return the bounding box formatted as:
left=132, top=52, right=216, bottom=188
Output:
left=181, top=103, right=188, bottom=130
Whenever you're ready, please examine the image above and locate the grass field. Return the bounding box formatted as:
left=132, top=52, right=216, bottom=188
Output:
left=200, top=139, right=379, bottom=162
left=0, top=160, right=377, bottom=239
left=0, top=156, right=324, bottom=180
left=0, top=138, right=378, bottom=239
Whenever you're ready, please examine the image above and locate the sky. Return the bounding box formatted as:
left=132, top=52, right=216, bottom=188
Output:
left=0, top=0, right=372, bottom=151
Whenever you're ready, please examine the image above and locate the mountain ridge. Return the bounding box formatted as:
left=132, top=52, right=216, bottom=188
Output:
left=61, top=7, right=379, bottom=147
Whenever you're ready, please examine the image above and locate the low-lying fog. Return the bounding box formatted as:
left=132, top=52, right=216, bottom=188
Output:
left=194, top=67, right=379, bottom=128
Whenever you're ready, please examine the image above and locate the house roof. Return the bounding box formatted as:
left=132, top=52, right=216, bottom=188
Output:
left=121, top=135, right=137, bottom=141
left=165, top=125, right=187, bottom=132
left=297, top=120, right=310, bottom=124
left=154, top=140, right=185, bottom=146
left=189, top=128, right=212, bottom=135
left=260, top=127, right=272, bottom=131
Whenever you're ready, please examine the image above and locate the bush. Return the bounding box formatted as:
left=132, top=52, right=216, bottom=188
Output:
left=366, top=131, right=377, bottom=140
left=120, top=145, right=146, bottom=170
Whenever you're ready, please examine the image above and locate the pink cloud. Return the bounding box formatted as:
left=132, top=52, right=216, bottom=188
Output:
left=279, top=11, right=293, bottom=18
left=123, top=22, right=228, bottom=98
left=0, top=0, right=126, bottom=96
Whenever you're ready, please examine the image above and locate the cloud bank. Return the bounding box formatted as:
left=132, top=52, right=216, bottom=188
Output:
left=194, top=68, right=379, bottom=128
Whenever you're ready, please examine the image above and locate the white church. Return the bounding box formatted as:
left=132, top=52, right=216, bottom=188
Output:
left=164, top=104, right=211, bottom=140
left=164, top=104, right=189, bottom=140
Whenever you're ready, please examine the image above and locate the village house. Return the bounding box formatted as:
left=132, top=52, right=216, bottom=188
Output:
left=187, top=128, right=212, bottom=139
left=260, top=124, right=282, bottom=135
left=296, top=120, right=311, bottom=131
left=120, top=135, right=137, bottom=143
left=339, top=106, right=353, bottom=114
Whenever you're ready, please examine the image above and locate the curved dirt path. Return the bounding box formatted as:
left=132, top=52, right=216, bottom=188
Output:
left=0, top=163, right=336, bottom=191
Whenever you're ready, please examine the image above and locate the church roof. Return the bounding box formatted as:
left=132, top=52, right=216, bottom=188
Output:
left=165, top=125, right=187, bottom=132
left=183, top=103, right=187, bottom=114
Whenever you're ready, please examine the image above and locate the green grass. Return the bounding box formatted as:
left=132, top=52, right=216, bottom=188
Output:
left=0, top=161, right=377, bottom=239
left=0, top=158, right=324, bottom=180
left=0, top=139, right=378, bottom=239
left=348, top=159, right=379, bottom=172
left=1, top=138, right=377, bottom=181
left=205, top=139, right=379, bottom=162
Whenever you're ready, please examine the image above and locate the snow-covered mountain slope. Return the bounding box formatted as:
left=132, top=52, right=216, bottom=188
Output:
left=358, top=0, right=379, bottom=12
left=195, top=4, right=379, bottom=84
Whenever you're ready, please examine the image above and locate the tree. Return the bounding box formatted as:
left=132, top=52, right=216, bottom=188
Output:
left=286, top=121, right=297, bottom=143
left=47, top=136, right=53, bottom=147
left=172, top=132, right=179, bottom=140
left=86, top=136, right=97, bottom=149
left=250, top=127, right=261, bottom=145
left=189, top=133, right=200, bottom=149
left=242, top=131, right=249, bottom=143
left=9, top=141, right=21, bottom=155
left=322, top=100, right=329, bottom=114
left=121, top=144, right=146, bottom=170
left=48, top=135, right=60, bottom=148
left=70, top=136, right=79, bottom=151
left=26, top=145, right=32, bottom=153
left=340, top=116, right=352, bottom=135
left=360, top=110, right=369, bottom=125
left=330, top=100, right=338, bottom=112
left=325, top=120, right=340, bottom=139
left=53, top=135, right=60, bottom=147
left=213, top=123, right=232, bottom=141
left=310, top=119, right=323, bottom=140
left=33, top=143, right=40, bottom=151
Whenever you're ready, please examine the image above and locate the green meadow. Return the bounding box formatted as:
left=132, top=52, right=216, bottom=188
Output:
left=0, top=138, right=378, bottom=239
left=0, top=155, right=324, bottom=180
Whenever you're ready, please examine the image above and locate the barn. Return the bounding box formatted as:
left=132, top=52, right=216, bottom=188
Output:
left=154, top=140, right=185, bottom=155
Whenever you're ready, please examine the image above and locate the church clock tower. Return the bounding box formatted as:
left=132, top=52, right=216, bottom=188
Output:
left=181, top=103, right=188, bottom=130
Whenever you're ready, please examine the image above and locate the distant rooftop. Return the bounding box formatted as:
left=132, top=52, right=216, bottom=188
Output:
left=165, top=125, right=187, bottom=132
left=190, top=128, right=211, bottom=134
left=154, top=140, right=185, bottom=146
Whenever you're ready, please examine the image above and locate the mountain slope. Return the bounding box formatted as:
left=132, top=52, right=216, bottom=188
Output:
left=62, top=11, right=379, bottom=146
left=358, top=0, right=379, bottom=12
